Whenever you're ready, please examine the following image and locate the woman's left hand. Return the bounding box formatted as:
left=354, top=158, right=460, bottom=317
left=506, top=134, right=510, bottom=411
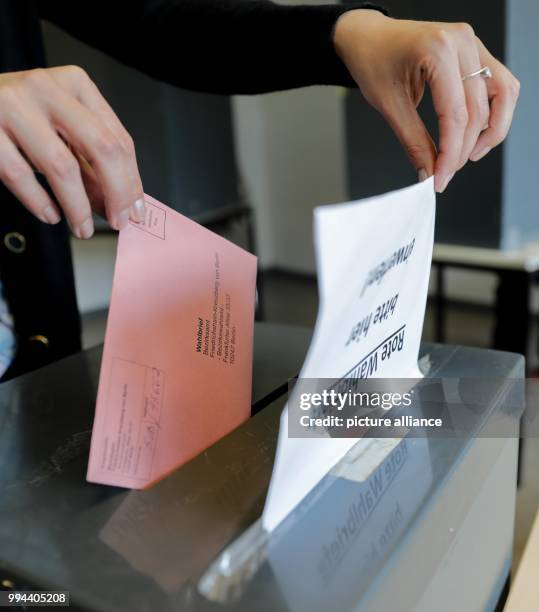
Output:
left=333, top=9, right=520, bottom=192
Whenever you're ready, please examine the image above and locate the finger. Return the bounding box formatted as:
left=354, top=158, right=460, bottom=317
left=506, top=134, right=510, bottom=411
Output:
left=457, top=27, right=490, bottom=166
left=50, top=66, right=145, bottom=224
left=469, top=87, right=518, bottom=161
left=426, top=40, right=468, bottom=192
left=382, top=97, right=437, bottom=179
left=76, top=150, right=106, bottom=218
left=470, top=40, right=520, bottom=161
left=0, top=129, right=61, bottom=225
left=46, top=93, right=134, bottom=230
left=7, top=110, right=94, bottom=239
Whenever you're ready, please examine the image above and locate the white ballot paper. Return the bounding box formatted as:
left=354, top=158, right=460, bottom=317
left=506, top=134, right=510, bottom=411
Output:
left=262, top=177, right=436, bottom=532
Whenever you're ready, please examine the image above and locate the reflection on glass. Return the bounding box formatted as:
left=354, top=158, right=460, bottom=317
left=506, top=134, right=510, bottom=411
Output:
left=267, top=437, right=433, bottom=612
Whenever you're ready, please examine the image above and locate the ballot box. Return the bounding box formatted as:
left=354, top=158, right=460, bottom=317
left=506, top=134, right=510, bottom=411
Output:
left=0, top=324, right=523, bottom=612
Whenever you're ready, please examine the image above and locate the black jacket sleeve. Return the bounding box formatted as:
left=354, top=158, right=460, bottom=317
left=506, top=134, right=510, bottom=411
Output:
left=37, top=0, right=385, bottom=94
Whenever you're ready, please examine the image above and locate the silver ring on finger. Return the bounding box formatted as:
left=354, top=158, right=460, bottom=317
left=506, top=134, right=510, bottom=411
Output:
left=462, top=66, right=493, bottom=81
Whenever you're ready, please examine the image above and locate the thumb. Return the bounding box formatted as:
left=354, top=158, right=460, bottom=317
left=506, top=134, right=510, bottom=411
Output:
left=382, top=99, right=437, bottom=180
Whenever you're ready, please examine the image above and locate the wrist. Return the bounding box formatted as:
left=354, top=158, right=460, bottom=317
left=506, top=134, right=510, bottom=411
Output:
left=333, top=8, right=387, bottom=60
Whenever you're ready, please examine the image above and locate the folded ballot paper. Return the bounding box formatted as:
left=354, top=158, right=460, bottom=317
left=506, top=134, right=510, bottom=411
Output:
left=262, top=177, right=435, bottom=532
left=87, top=195, right=257, bottom=488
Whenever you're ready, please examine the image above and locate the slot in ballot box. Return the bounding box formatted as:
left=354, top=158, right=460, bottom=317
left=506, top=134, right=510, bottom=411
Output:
left=0, top=323, right=524, bottom=612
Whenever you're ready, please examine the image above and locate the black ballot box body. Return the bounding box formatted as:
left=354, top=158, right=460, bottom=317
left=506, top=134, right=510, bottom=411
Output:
left=344, top=0, right=538, bottom=249
left=0, top=323, right=525, bottom=612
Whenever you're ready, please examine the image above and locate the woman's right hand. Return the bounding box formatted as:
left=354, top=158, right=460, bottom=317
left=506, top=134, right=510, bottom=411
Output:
left=0, top=65, right=145, bottom=238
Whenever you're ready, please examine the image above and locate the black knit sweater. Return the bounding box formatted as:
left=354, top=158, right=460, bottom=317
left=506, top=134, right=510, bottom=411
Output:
left=37, top=1, right=386, bottom=94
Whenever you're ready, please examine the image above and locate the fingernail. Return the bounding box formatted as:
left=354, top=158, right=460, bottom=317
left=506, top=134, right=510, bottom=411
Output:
left=76, top=217, right=94, bottom=240
left=42, top=205, right=61, bottom=224
left=130, top=198, right=146, bottom=223
left=113, top=209, right=130, bottom=231
left=470, top=146, right=491, bottom=162
left=438, top=172, right=455, bottom=193
left=418, top=168, right=428, bottom=182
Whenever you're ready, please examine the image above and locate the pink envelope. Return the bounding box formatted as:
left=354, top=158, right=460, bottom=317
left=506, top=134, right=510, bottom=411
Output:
left=87, top=195, right=257, bottom=488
